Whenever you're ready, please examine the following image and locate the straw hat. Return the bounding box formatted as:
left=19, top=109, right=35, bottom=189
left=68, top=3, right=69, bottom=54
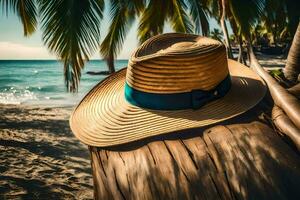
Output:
left=70, top=33, right=266, bottom=147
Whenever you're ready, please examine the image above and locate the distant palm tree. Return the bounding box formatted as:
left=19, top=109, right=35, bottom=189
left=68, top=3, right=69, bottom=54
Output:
left=260, top=0, right=300, bottom=45
left=208, top=0, right=265, bottom=59
left=207, top=0, right=233, bottom=58
left=1, top=0, right=211, bottom=91
left=210, top=28, right=223, bottom=41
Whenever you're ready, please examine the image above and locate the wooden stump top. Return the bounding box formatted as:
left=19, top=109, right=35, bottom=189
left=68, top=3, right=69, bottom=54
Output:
left=89, top=121, right=300, bottom=200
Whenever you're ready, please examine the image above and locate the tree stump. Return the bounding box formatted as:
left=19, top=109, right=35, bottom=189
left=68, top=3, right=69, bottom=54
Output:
left=89, top=121, right=300, bottom=200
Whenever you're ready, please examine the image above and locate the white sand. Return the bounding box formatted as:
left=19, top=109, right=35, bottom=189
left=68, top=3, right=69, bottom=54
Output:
left=0, top=105, right=93, bottom=199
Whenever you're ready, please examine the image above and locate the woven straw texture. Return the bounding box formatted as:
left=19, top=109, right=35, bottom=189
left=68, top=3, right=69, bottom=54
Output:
left=70, top=33, right=266, bottom=147
left=127, top=33, right=229, bottom=93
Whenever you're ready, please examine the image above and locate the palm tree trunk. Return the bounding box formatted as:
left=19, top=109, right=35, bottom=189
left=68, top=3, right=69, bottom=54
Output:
left=220, top=0, right=233, bottom=58
left=247, top=39, right=300, bottom=149
left=283, top=22, right=300, bottom=84
left=237, top=35, right=245, bottom=64
left=106, top=53, right=116, bottom=74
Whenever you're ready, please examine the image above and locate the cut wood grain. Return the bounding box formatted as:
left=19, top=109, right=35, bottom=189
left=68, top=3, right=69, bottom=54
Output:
left=89, top=122, right=300, bottom=200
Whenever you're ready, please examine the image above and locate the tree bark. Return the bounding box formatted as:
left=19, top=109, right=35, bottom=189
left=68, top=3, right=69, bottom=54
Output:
left=247, top=38, right=300, bottom=132
left=220, top=0, right=233, bottom=58
left=272, top=105, right=300, bottom=151
left=106, top=53, right=116, bottom=74
left=284, top=22, right=300, bottom=84
left=89, top=122, right=300, bottom=199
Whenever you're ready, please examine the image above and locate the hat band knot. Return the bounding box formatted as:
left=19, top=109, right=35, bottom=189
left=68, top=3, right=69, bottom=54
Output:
left=124, top=75, right=231, bottom=110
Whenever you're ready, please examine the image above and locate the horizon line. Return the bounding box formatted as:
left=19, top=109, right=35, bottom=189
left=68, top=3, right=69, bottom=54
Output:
left=0, top=59, right=129, bottom=61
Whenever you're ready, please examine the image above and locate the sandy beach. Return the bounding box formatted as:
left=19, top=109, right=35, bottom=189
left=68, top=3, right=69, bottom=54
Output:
left=0, top=0, right=297, bottom=197
left=0, top=54, right=288, bottom=200
left=0, top=105, right=93, bottom=199
left=0, top=55, right=287, bottom=199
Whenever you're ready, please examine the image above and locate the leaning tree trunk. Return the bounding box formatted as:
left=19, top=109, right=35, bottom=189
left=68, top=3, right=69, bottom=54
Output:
left=284, top=22, right=300, bottom=84
left=247, top=38, right=300, bottom=150
left=220, top=0, right=233, bottom=58
left=106, top=53, right=116, bottom=74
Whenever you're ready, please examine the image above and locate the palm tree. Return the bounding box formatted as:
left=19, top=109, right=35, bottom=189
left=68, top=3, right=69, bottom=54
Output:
left=207, top=0, right=265, bottom=60
left=1, top=0, right=104, bottom=92
left=219, top=0, right=233, bottom=58
left=39, top=0, right=104, bottom=92
left=251, top=0, right=300, bottom=82
left=0, top=0, right=37, bottom=36
left=210, top=28, right=223, bottom=41
left=285, top=0, right=300, bottom=37
left=100, top=0, right=145, bottom=74
left=3, top=0, right=295, bottom=91
left=100, top=0, right=211, bottom=74
left=247, top=20, right=300, bottom=150
left=207, top=0, right=232, bottom=58
left=1, top=0, right=211, bottom=91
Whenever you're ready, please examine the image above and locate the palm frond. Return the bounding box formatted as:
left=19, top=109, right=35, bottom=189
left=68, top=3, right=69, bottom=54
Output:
left=285, top=0, right=300, bottom=36
left=39, top=0, right=104, bottom=92
left=262, top=0, right=282, bottom=33
left=138, top=0, right=168, bottom=43
left=210, top=28, right=223, bottom=41
left=168, top=0, right=193, bottom=33
left=207, top=0, right=221, bottom=21
left=138, top=0, right=193, bottom=43
left=0, top=0, right=37, bottom=36
left=100, top=0, right=142, bottom=71
left=229, top=0, right=265, bottom=36
left=186, top=0, right=210, bottom=35
left=126, top=0, right=145, bottom=14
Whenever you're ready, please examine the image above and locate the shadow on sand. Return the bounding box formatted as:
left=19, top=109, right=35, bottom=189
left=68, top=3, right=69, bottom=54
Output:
left=0, top=106, right=93, bottom=199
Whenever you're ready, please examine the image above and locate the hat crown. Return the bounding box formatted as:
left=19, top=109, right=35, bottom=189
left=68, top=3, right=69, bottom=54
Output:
left=126, top=33, right=229, bottom=94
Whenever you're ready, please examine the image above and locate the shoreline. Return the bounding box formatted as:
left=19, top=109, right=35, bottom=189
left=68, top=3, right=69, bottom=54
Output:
left=0, top=105, right=93, bottom=199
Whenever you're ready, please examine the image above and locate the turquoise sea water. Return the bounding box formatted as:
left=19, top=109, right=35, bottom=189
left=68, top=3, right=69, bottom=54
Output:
left=0, top=60, right=127, bottom=106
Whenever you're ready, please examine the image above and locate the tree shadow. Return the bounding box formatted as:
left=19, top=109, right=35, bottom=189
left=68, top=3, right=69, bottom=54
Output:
left=91, top=122, right=300, bottom=199
left=0, top=175, right=74, bottom=200
left=103, top=95, right=272, bottom=152
left=0, top=106, right=93, bottom=199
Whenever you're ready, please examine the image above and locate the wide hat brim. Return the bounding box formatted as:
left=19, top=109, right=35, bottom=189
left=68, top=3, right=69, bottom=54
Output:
left=70, top=59, right=266, bottom=147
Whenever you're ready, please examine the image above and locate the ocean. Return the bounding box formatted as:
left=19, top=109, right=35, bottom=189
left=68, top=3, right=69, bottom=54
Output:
left=0, top=60, right=127, bottom=106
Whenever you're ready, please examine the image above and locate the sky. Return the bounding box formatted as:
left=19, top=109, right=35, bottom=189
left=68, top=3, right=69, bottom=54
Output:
left=0, top=8, right=221, bottom=60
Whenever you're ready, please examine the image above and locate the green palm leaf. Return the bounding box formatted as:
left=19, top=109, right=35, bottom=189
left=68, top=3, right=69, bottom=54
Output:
left=229, top=0, right=265, bottom=36
left=138, top=0, right=193, bottom=43
left=100, top=0, right=144, bottom=72
left=138, top=0, right=168, bottom=43
left=168, top=0, right=193, bottom=33
left=207, top=0, right=221, bottom=21
left=0, top=0, right=37, bottom=36
left=285, top=0, right=300, bottom=36
left=39, top=0, right=104, bottom=92
left=186, top=0, right=210, bottom=35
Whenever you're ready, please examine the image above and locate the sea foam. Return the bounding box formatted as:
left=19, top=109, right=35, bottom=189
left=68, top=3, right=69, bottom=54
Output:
left=0, top=88, right=37, bottom=105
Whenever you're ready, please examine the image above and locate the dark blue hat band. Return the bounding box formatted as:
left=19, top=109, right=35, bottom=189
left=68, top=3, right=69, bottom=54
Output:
left=124, top=75, right=231, bottom=110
